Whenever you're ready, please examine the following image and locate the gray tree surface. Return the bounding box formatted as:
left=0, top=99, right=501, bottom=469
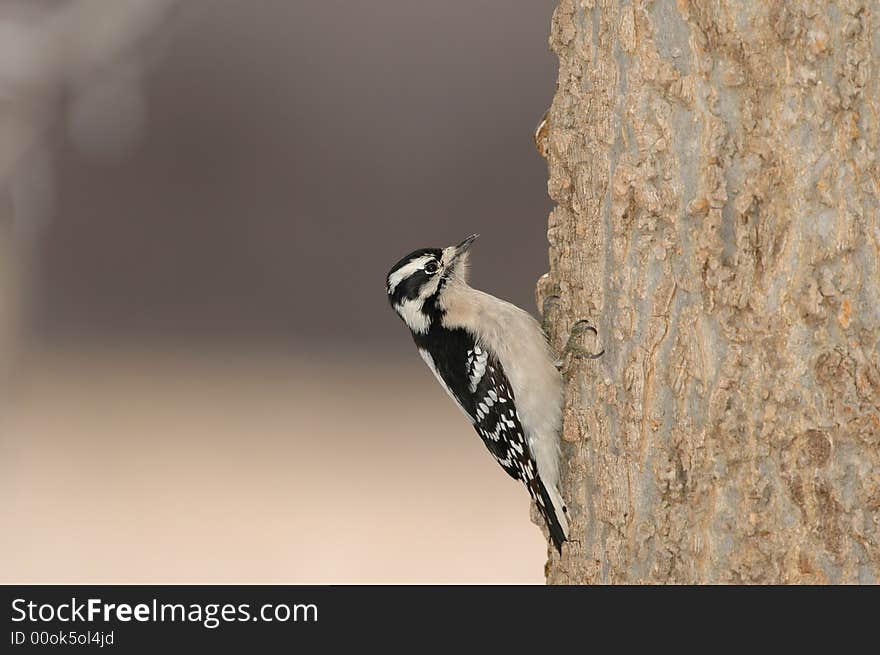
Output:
left=536, top=0, right=880, bottom=583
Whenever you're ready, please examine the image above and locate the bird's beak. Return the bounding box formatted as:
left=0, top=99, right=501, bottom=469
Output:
left=449, top=234, right=479, bottom=263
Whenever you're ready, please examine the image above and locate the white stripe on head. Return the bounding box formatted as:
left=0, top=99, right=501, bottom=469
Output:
left=387, top=255, right=434, bottom=295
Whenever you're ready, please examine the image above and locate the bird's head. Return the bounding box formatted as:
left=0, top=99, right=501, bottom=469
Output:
left=386, top=234, right=478, bottom=333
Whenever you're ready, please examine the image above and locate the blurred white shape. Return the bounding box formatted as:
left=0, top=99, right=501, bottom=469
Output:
left=0, top=19, right=46, bottom=92
left=68, top=67, right=146, bottom=161
left=0, top=0, right=180, bottom=394
left=0, top=0, right=179, bottom=177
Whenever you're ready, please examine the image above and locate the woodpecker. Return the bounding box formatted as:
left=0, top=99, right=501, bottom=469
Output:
left=386, top=234, right=568, bottom=552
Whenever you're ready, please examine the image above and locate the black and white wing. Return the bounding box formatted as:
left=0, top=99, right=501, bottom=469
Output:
left=463, top=345, right=567, bottom=551
left=415, top=329, right=567, bottom=551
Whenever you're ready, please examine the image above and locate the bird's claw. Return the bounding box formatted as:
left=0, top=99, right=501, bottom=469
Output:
left=563, top=320, right=604, bottom=360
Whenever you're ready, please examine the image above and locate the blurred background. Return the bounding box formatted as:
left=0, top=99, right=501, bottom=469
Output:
left=0, top=0, right=558, bottom=583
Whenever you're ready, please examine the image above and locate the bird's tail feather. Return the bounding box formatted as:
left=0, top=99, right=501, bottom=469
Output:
left=532, top=477, right=569, bottom=553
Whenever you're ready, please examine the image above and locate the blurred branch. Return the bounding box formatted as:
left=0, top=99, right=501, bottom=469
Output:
left=0, top=0, right=180, bottom=179
left=0, top=0, right=180, bottom=377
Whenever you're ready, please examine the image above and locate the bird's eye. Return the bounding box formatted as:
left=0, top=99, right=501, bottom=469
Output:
left=424, top=261, right=439, bottom=275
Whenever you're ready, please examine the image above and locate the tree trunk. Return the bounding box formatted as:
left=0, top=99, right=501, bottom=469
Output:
left=537, top=0, right=880, bottom=583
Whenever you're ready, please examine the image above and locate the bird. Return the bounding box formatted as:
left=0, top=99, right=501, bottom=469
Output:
left=385, top=234, right=568, bottom=552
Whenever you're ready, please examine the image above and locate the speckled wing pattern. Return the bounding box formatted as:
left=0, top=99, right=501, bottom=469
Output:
left=465, top=345, right=566, bottom=550
left=465, top=345, right=532, bottom=481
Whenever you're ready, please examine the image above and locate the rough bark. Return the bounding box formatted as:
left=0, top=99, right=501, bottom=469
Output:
left=537, top=0, right=880, bottom=583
